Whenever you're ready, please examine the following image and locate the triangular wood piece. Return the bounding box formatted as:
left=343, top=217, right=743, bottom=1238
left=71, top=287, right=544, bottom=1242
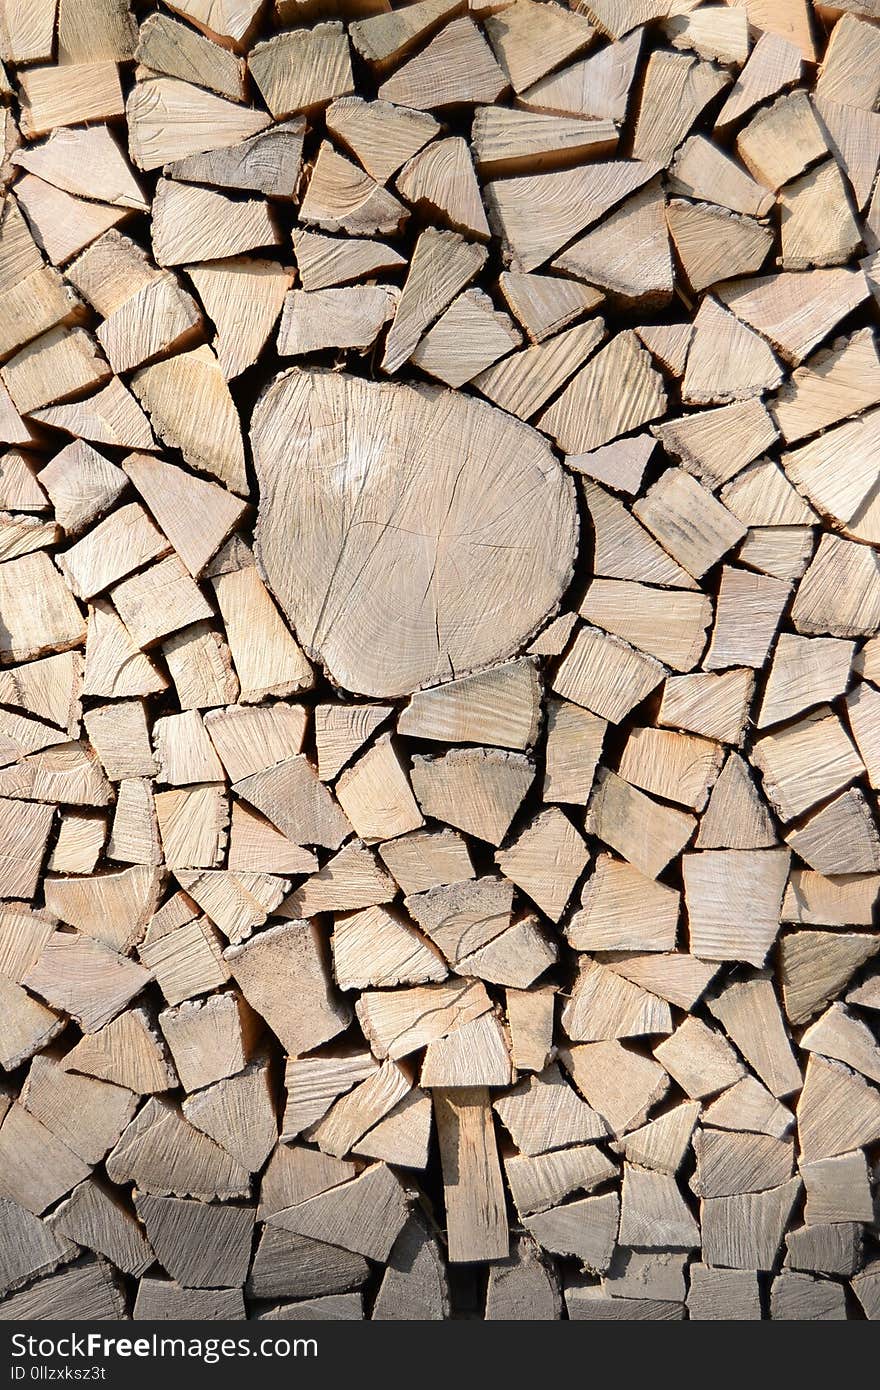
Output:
left=667, top=200, right=773, bottom=294
left=553, top=179, right=672, bottom=305
left=382, top=227, right=486, bottom=373
left=498, top=269, right=603, bottom=341
left=683, top=297, right=783, bottom=405
left=377, top=18, right=508, bottom=109
left=327, top=96, right=438, bottom=183
left=519, top=28, right=642, bottom=122
left=539, top=330, right=666, bottom=452
left=123, top=452, right=246, bottom=577
left=485, top=157, right=662, bottom=271
left=131, top=346, right=246, bottom=493
left=292, top=229, right=406, bottom=292
left=185, top=258, right=292, bottom=380
left=300, top=141, right=409, bottom=237
left=396, top=137, right=489, bottom=239
left=484, top=0, right=593, bottom=93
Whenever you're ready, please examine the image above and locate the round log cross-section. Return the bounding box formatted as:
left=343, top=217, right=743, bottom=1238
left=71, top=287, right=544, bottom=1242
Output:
left=252, top=369, right=579, bottom=698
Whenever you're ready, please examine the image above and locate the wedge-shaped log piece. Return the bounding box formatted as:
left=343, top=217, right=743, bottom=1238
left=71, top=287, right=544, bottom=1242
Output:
left=495, top=808, right=589, bottom=921
left=136, top=13, right=246, bottom=101
left=700, top=1179, right=801, bottom=1270
left=0, top=1196, right=76, bottom=1296
left=334, top=735, right=423, bottom=843
left=551, top=623, right=665, bottom=723
left=801, top=1002, right=880, bottom=1085
left=159, top=991, right=259, bottom=1093
left=474, top=319, right=605, bottom=423
left=484, top=1234, right=560, bottom=1319
left=183, top=1055, right=276, bottom=1174
left=126, top=77, right=270, bottom=171
left=569, top=855, right=678, bottom=954
left=619, top=1164, right=700, bottom=1249
left=683, top=296, right=783, bottom=405
left=249, top=23, right=353, bottom=117
left=167, top=119, right=304, bottom=197
left=752, top=707, right=862, bottom=822
left=283, top=840, right=395, bottom=918
left=225, top=921, right=351, bottom=1056
left=779, top=160, right=861, bottom=270
left=505, top=1145, right=616, bottom=1219
left=421, top=1011, right=513, bottom=1087
left=705, top=567, right=790, bottom=669
left=327, top=97, right=438, bottom=183
left=0, top=798, right=54, bottom=900
left=24, top=931, right=150, bottom=1032
left=356, top=979, right=491, bottom=1060
left=758, top=634, right=853, bottom=729
left=653, top=399, right=778, bottom=489
left=708, top=972, right=801, bottom=1097
left=0, top=1104, right=90, bottom=1215
left=411, top=289, right=520, bottom=388
left=736, top=90, right=828, bottom=192
left=404, top=876, right=513, bottom=965
left=524, top=1191, right=619, bottom=1272
left=553, top=181, right=672, bottom=305
left=539, top=330, right=666, bottom=453
left=0, top=1255, right=125, bottom=1321
left=300, top=142, right=408, bottom=238
left=411, top=747, right=533, bottom=846
left=235, top=755, right=350, bottom=849
left=780, top=930, right=880, bottom=1026
left=580, top=580, right=710, bottom=672
left=683, top=848, right=789, bottom=966
left=209, top=550, right=314, bottom=701
left=634, top=468, right=746, bottom=579
left=472, top=109, right=615, bottom=182
left=485, top=158, right=661, bottom=272
left=494, top=1064, right=606, bottom=1155
left=669, top=135, right=773, bottom=216
left=134, top=1194, right=253, bottom=1288
left=498, top=270, right=603, bottom=343
left=61, top=1007, right=176, bottom=1094
left=562, top=957, right=671, bottom=1042
left=47, top=1177, right=153, bottom=1276
left=332, top=904, right=446, bottom=990
left=131, top=345, right=246, bottom=493
left=378, top=17, right=507, bottom=109
left=561, top=1040, right=668, bottom=1136
left=106, top=1096, right=249, bottom=1199
left=586, top=769, right=695, bottom=880
left=151, top=178, right=279, bottom=267
left=618, top=1101, right=700, bottom=1176
left=270, top=1162, right=408, bottom=1263
left=397, top=136, right=489, bottom=238
left=398, top=659, right=540, bottom=750
left=123, top=453, right=246, bottom=578
left=277, top=285, right=395, bottom=357
left=281, top=1051, right=378, bottom=1143
left=543, top=697, right=606, bottom=804
left=797, top=1055, right=880, bottom=1161
left=293, top=229, right=406, bottom=292
left=618, top=726, right=723, bottom=812
left=631, top=50, right=730, bottom=165
left=666, top=200, right=773, bottom=293
left=801, top=1151, right=873, bottom=1227
left=690, top=1129, right=794, bottom=1199
left=44, top=865, right=162, bottom=955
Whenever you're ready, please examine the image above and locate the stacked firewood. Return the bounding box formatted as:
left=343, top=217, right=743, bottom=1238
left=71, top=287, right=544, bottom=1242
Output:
left=0, top=0, right=879, bottom=1322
